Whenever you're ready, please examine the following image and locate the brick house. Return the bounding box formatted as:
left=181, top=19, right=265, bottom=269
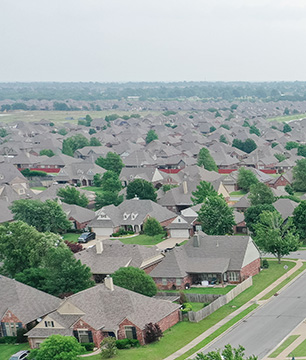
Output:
left=149, top=232, right=261, bottom=290
left=0, top=276, right=61, bottom=338
left=26, top=277, right=180, bottom=348
left=62, top=203, right=95, bottom=230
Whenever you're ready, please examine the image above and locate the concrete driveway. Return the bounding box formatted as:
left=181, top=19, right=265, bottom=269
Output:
left=156, top=237, right=189, bottom=250
left=194, top=271, right=306, bottom=359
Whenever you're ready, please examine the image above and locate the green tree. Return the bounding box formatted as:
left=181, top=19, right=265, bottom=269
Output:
left=210, top=126, right=216, bottom=132
left=93, top=173, right=103, bottom=187
left=62, top=134, right=90, bottom=156
left=285, top=184, right=294, bottom=195
left=254, top=211, right=300, bottom=263
left=89, top=137, right=101, bottom=146
left=195, top=344, right=257, bottom=360
left=29, top=335, right=83, bottom=360
left=285, top=141, right=299, bottom=150
left=283, top=123, right=292, bottom=133
left=15, top=267, right=48, bottom=292
left=95, top=191, right=123, bottom=209
left=95, top=152, right=124, bottom=175
left=39, top=149, right=55, bottom=157
left=244, top=204, right=277, bottom=234
left=0, top=221, right=62, bottom=277
left=292, top=159, right=306, bottom=191
left=248, top=183, right=274, bottom=206
left=220, top=134, right=228, bottom=144
left=274, top=153, right=286, bottom=162
left=191, top=181, right=218, bottom=205
left=57, top=186, right=89, bottom=208
left=143, top=217, right=164, bottom=236
left=112, top=267, right=157, bottom=297
left=100, top=170, right=122, bottom=192
left=100, top=336, right=117, bottom=359
left=197, top=147, right=218, bottom=172
left=293, top=201, right=306, bottom=240
left=243, top=120, right=250, bottom=127
left=0, top=128, right=8, bottom=137
left=10, top=199, right=71, bottom=233
left=237, top=168, right=259, bottom=192
left=146, top=129, right=158, bottom=144
left=249, top=125, right=260, bottom=136
left=283, top=107, right=290, bottom=115
left=233, top=139, right=257, bottom=153
left=89, top=128, right=96, bottom=135
left=220, top=124, right=230, bottom=130
left=297, top=144, right=306, bottom=157
left=58, top=128, right=68, bottom=136
left=197, top=196, right=235, bottom=235
left=126, top=179, right=157, bottom=201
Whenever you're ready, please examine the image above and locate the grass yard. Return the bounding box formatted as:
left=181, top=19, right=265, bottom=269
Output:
left=161, top=285, right=236, bottom=295
left=230, top=190, right=247, bottom=196
left=268, top=335, right=300, bottom=358
left=86, top=261, right=294, bottom=360
left=0, top=344, right=30, bottom=360
left=112, top=234, right=165, bottom=246
left=82, top=186, right=104, bottom=195
left=267, top=112, right=306, bottom=123
left=62, top=232, right=81, bottom=243
left=30, top=186, right=47, bottom=191
left=291, top=338, right=306, bottom=357
left=261, top=262, right=306, bottom=300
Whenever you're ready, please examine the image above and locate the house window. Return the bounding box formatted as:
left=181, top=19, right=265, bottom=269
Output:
left=125, top=326, right=137, bottom=340
left=4, top=322, right=19, bottom=336
left=195, top=225, right=202, bottom=231
left=162, top=278, right=167, bottom=286
left=44, top=321, right=54, bottom=328
left=228, top=272, right=240, bottom=282
left=176, top=278, right=181, bottom=286
left=78, top=330, right=90, bottom=343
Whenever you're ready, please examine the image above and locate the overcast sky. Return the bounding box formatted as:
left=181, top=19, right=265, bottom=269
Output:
left=1, top=0, right=306, bottom=82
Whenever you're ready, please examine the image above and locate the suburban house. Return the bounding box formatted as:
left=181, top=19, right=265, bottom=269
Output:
left=75, top=239, right=164, bottom=282
left=62, top=203, right=96, bottom=230
left=149, top=232, right=261, bottom=290
left=26, top=278, right=180, bottom=348
left=89, top=198, right=176, bottom=236
left=0, top=276, right=61, bottom=338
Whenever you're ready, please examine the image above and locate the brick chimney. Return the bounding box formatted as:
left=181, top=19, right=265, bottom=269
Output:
left=104, top=275, right=114, bottom=291
left=96, top=240, right=103, bottom=254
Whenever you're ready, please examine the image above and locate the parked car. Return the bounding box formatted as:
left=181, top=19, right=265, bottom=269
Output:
left=78, top=232, right=96, bottom=243
left=9, top=350, right=30, bottom=360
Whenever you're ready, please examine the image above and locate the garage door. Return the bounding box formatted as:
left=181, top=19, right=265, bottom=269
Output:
left=93, top=227, right=113, bottom=237
left=170, top=229, right=189, bottom=238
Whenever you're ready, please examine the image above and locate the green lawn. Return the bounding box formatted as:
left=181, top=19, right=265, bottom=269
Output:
left=294, top=192, right=305, bottom=198
left=161, top=285, right=235, bottom=295
left=82, top=186, right=104, bottom=195
left=261, top=262, right=306, bottom=300
left=86, top=261, right=294, bottom=360
left=291, top=338, right=306, bottom=357
left=112, top=234, right=165, bottom=246
left=268, top=335, right=300, bottom=358
left=230, top=190, right=247, bottom=196
left=267, top=112, right=306, bottom=123
left=0, top=344, right=30, bottom=360
left=30, top=186, right=47, bottom=191
left=62, top=232, right=81, bottom=243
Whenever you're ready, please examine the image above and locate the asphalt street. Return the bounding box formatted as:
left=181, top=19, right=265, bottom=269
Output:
left=192, top=271, right=306, bottom=359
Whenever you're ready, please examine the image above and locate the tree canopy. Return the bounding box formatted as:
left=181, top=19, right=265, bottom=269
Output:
left=10, top=199, right=71, bottom=233
left=293, top=200, right=306, bottom=240
left=283, top=123, right=292, bottom=133
left=237, top=168, right=259, bottom=192
left=126, top=179, right=157, bottom=201
left=95, top=152, right=124, bottom=175
left=254, top=211, right=300, bottom=263
left=0, top=221, right=62, bottom=277
left=95, top=191, right=123, bottom=209
left=112, top=267, right=157, bottom=297
left=143, top=217, right=164, bottom=236
left=62, top=134, right=90, bottom=157
left=195, top=344, right=257, bottom=360
left=293, top=159, right=306, bottom=191
left=232, top=138, right=257, bottom=153
left=248, top=183, right=274, bottom=206
left=146, top=129, right=158, bottom=144
left=244, top=204, right=278, bottom=234
left=39, top=149, right=55, bottom=157
left=57, top=186, right=89, bottom=208
left=191, top=181, right=218, bottom=205
left=197, top=147, right=218, bottom=172
left=197, top=196, right=235, bottom=235
left=29, top=335, right=83, bottom=360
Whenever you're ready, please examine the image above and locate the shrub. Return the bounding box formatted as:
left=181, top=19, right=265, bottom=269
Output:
left=144, top=322, right=163, bottom=344
left=179, top=290, right=187, bottom=305
left=0, top=336, right=17, bottom=344
left=100, top=336, right=117, bottom=358
left=64, top=240, right=83, bottom=253
left=285, top=184, right=294, bottom=195
left=262, top=259, right=269, bottom=269
left=81, top=342, right=95, bottom=351
left=181, top=302, right=193, bottom=314
left=17, top=328, right=28, bottom=343
left=115, top=338, right=140, bottom=349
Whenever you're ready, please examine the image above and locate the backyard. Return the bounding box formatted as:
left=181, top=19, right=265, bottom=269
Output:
left=0, top=344, right=30, bottom=360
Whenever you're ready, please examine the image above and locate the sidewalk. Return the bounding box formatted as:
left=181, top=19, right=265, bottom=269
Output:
left=156, top=237, right=188, bottom=250
left=165, top=259, right=304, bottom=360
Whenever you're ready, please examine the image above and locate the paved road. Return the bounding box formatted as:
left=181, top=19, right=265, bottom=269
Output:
left=192, top=271, right=306, bottom=359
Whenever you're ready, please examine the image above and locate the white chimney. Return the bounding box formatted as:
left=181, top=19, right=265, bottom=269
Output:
left=96, top=240, right=103, bottom=254
left=104, top=275, right=114, bottom=291
left=183, top=180, right=188, bottom=195
left=193, top=232, right=200, bottom=247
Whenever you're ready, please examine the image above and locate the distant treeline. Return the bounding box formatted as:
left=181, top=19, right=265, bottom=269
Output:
left=2, top=81, right=306, bottom=102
